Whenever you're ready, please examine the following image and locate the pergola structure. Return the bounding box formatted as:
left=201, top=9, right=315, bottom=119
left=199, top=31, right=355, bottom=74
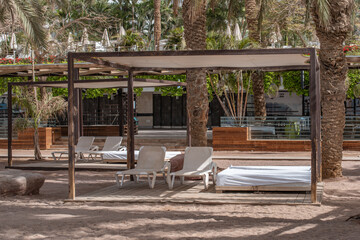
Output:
left=6, top=48, right=321, bottom=203
left=6, top=77, right=186, bottom=185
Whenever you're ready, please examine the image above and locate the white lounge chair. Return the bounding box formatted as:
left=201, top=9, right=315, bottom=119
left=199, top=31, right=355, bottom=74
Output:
left=168, top=147, right=217, bottom=190
left=115, top=146, right=168, bottom=189
left=85, top=136, right=124, bottom=161
left=51, top=136, right=96, bottom=161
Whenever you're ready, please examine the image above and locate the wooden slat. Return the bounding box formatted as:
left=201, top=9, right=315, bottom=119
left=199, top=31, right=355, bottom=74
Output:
left=215, top=185, right=311, bottom=192
left=66, top=180, right=323, bottom=205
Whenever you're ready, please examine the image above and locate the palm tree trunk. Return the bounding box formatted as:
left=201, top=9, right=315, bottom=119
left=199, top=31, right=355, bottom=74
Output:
left=245, top=0, right=266, bottom=118
left=252, top=71, right=266, bottom=119
left=311, top=0, right=354, bottom=178
left=183, top=0, right=208, bottom=146
left=319, top=43, right=346, bottom=178
left=34, top=127, right=43, bottom=160
left=245, top=0, right=260, bottom=43
left=154, top=0, right=161, bottom=51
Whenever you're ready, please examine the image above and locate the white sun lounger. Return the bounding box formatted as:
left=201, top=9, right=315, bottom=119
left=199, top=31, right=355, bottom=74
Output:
left=84, top=136, right=124, bottom=161
left=51, top=136, right=96, bottom=161
left=115, top=146, right=168, bottom=189
left=168, top=147, right=217, bottom=190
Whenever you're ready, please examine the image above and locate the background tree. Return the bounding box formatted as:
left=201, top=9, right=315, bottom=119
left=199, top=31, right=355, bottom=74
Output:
left=311, top=0, right=355, bottom=178
left=182, top=0, right=209, bottom=146
left=245, top=0, right=267, bottom=118
left=154, top=0, right=161, bottom=50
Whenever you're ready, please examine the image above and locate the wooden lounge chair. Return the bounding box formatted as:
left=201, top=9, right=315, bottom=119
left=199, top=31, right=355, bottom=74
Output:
left=85, top=136, right=124, bottom=161
left=115, top=146, right=168, bottom=189
left=168, top=147, right=217, bottom=190
left=51, top=136, right=96, bottom=161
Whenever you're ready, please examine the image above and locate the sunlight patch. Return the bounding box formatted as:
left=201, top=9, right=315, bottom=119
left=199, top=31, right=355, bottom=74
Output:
left=278, top=224, right=317, bottom=236
left=34, top=214, right=80, bottom=220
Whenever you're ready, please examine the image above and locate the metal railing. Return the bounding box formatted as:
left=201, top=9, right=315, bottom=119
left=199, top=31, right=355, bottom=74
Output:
left=0, top=114, right=57, bottom=139
left=221, top=116, right=360, bottom=140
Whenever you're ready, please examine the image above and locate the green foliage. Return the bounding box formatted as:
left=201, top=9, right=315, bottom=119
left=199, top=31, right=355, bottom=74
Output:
left=347, top=69, right=360, bottom=98
left=13, top=118, right=32, bottom=132
left=119, top=30, right=146, bottom=51
left=282, top=71, right=309, bottom=96
left=164, top=27, right=184, bottom=50
left=263, top=72, right=281, bottom=93
left=13, top=87, right=67, bottom=130
left=206, top=32, right=254, bottom=50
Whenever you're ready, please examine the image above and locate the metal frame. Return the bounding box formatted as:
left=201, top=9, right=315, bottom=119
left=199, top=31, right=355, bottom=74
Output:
left=6, top=48, right=321, bottom=203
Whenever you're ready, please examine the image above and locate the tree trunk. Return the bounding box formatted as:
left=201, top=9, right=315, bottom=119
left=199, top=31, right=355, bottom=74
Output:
left=34, top=127, right=43, bottom=161
left=183, top=0, right=208, bottom=146
left=154, top=0, right=161, bottom=51
left=245, top=0, right=260, bottom=42
left=311, top=0, right=354, bottom=178
left=252, top=71, right=266, bottom=118
left=245, top=0, right=266, bottom=117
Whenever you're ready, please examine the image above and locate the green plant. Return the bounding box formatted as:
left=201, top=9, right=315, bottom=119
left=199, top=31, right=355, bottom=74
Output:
left=13, top=87, right=67, bottom=160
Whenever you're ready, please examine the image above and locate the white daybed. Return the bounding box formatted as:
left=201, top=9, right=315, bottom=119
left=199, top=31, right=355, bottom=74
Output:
left=215, top=166, right=311, bottom=193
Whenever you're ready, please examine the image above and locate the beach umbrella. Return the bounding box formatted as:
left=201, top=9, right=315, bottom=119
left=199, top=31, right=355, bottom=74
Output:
left=67, top=32, right=75, bottom=50
left=275, top=25, right=282, bottom=42
left=10, top=32, right=17, bottom=49
left=119, top=24, right=126, bottom=40
left=226, top=24, right=232, bottom=37
left=68, top=32, right=74, bottom=45
left=102, top=29, right=111, bottom=47
left=81, top=28, right=90, bottom=45
left=234, top=23, right=242, bottom=41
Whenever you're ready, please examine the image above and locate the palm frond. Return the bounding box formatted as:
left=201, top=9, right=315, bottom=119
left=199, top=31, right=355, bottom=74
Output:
left=314, top=0, right=331, bottom=28
left=12, top=0, right=47, bottom=49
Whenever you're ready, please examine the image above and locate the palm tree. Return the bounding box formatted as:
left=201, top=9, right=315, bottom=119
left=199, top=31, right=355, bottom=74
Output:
left=245, top=0, right=266, bottom=118
left=182, top=0, right=209, bottom=146
left=0, top=0, right=47, bottom=49
left=14, top=88, right=67, bottom=161
left=311, top=0, right=355, bottom=178
left=154, top=0, right=161, bottom=50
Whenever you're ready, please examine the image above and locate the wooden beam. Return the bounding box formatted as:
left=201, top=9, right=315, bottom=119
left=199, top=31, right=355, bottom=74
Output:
left=75, top=55, right=130, bottom=70
left=127, top=70, right=135, bottom=170
left=10, top=78, right=187, bottom=88
left=7, top=83, right=12, bottom=167
left=68, top=53, right=76, bottom=200
left=72, top=48, right=312, bottom=58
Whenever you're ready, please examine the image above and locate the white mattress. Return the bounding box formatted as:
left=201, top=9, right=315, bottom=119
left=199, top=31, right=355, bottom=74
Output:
left=216, top=166, right=311, bottom=187
left=102, top=151, right=182, bottom=160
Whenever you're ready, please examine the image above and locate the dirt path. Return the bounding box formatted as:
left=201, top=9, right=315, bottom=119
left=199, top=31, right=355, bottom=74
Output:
left=0, top=157, right=359, bottom=239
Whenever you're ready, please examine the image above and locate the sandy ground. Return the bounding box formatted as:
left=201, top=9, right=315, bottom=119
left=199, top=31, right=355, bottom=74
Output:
left=0, top=154, right=360, bottom=239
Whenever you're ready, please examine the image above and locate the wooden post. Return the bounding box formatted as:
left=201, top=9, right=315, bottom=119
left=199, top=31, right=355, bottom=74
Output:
left=187, top=108, right=191, bottom=147
left=309, top=48, right=319, bottom=203
left=73, top=69, right=80, bottom=142
left=74, top=89, right=79, bottom=143
left=185, top=85, right=191, bottom=146
left=118, top=88, right=124, bottom=136
left=79, top=88, right=84, bottom=137
left=127, top=70, right=135, bottom=170
left=7, top=83, right=12, bottom=167
left=68, top=53, right=76, bottom=200
left=316, top=61, right=322, bottom=182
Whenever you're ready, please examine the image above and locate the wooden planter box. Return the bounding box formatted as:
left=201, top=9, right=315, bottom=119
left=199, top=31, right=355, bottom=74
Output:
left=0, top=127, right=61, bottom=150
left=213, top=127, right=360, bottom=151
